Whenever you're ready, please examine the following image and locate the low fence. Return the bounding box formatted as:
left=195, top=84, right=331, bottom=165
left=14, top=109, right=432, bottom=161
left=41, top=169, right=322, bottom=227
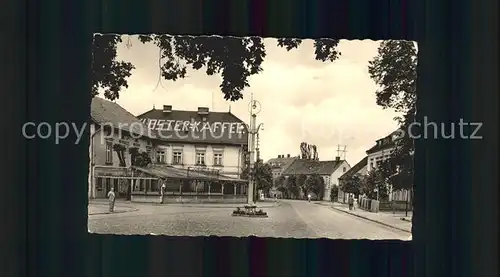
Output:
left=358, top=198, right=412, bottom=213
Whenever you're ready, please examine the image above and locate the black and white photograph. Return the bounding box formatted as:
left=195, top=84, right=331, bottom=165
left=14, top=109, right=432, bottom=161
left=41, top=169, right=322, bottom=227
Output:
left=88, top=34, right=416, bottom=240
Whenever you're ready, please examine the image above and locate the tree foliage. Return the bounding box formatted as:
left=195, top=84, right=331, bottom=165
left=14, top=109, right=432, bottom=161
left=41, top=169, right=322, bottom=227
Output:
left=285, top=175, right=299, bottom=199
left=275, top=175, right=286, bottom=193
left=305, top=174, right=325, bottom=199
left=92, top=35, right=134, bottom=100
left=241, top=160, right=273, bottom=194
left=91, top=35, right=340, bottom=101
left=296, top=174, right=308, bottom=198
left=330, top=185, right=339, bottom=202
left=340, top=173, right=363, bottom=195
left=368, top=40, right=417, bottom=190
left=362, top=169, right=389, bottom=200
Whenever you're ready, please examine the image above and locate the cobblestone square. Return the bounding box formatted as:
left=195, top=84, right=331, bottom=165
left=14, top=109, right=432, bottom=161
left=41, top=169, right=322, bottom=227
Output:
left=88, top=200, right=411, bottom=240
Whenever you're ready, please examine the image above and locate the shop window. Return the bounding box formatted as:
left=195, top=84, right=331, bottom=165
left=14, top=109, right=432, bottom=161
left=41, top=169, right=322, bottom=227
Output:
left=133, top=179, right=140, bottom=191
left=96, top=178, right=103, bottom=191
left=139, top=179, right=145, bottom=191
left=150, top=180, right=159, bottom=192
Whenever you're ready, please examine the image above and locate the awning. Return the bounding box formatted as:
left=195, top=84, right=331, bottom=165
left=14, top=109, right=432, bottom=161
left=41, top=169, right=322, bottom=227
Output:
left=131, top=165, right=247, bottom=183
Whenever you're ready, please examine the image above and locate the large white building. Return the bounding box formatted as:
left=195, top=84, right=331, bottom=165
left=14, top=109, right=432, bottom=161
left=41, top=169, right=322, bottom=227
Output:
left=88, top=98, right=249, bottom=203
left=365, top=130, right=411, bottom=203
left=136, top=105, right=250, bottom=202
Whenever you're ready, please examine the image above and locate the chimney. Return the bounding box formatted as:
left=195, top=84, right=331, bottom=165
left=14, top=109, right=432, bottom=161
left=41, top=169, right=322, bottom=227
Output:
left=335, top=156, right=340, bottom=161
left=287, top=154, right=291, bottom=158
left=197, top=107, right=209, bottom=115
left=163, top=105, right=172, bottom=113
left=277, top=155, right=281, bottom=158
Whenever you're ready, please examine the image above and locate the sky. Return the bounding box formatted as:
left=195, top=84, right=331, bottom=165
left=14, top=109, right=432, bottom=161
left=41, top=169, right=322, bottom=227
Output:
left=98, top=35, right=409, bottom=166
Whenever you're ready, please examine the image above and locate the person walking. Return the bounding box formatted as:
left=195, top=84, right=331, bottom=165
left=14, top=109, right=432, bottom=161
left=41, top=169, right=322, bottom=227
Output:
left=348, top=195, right=354, bottom=211
left=107, top=187, right=116, bottom=212
left=307, top=193, right=312, bottom=203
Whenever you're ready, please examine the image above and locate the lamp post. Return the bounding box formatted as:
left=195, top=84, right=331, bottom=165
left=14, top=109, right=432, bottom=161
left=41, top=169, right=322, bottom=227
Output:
left=247, top=94, right=263, bottom=204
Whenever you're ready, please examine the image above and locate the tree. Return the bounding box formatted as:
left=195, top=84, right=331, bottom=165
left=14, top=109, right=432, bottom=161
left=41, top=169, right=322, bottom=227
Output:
left=129, top=147, right=152, bottom=167
left=241, top=160, right=273, bottom=196
left=285, top=175, right=299, bottom=199
left=275, top=175, right=287, bottom=196
left=368, top=40, right=417, bottom=190
left=296, top=174, right=308, bottom=199
left=299, top=142, right=319, bottom=160
left=330, top=185, right=339, bottom=202
left=362, top=169, right=389, bottom=200
left=92, top=35, right=340, bottom=101
left=340, top=173, right=363, bottom=196
left=305, top=174, right=325, bottom=199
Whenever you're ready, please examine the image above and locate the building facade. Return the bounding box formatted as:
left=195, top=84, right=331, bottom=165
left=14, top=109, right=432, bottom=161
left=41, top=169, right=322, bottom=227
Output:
left=338, top=157, right=368, bottom=203
left=89, top=98, right=249, bottom=203
left=281, top=157, right=351, bottom=201
left=265, top=154, right=298, bottom=197
left=135, top=105, right=250, bottom=203
left=366, top=130, right=412, bottom=204
left=89, top=97, right=157, bottom=199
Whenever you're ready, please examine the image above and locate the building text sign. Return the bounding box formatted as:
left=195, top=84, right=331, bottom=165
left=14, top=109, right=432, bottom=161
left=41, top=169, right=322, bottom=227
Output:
left=140, top=118, right=248, bottom=142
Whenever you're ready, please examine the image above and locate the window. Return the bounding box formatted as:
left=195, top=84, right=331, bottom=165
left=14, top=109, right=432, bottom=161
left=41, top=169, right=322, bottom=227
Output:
left=196, top=152, right=206, bottom=165
left=96, top=178, right=103, bottom=191
left=150, top=180, right=159, bottom=192
left=343, top=167, right=346, bottom=172
left=172, top=151, right=182, bottom=165
left=213, top=153, right=223, bottom=166
left=156, top=150, right=166, bottom=163
left=105, top=142, right=113, bottom=164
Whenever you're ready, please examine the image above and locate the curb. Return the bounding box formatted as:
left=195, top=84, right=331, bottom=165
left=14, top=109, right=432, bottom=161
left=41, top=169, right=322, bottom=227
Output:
left=330, top=207, right=412, bottom=233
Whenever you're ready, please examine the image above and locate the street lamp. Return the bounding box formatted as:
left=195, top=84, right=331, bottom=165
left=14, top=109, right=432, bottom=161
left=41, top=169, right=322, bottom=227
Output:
left=246, top=94, right=263, bottom=204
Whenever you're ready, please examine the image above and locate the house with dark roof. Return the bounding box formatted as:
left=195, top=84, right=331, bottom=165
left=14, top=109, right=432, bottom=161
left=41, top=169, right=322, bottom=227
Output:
left=89, top=97, right=158, bottom=199
left=265, top=154, right=299, bottom=197
left=337, top=157, right=368, bottom=203
left=281, top=157, right=351, bottom=201
left=89, top=98, right=249, bottom=204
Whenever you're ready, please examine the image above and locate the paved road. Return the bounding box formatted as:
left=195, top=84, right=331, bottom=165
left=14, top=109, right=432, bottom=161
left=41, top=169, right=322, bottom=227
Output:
left=88, top=200, right=409, bottom=240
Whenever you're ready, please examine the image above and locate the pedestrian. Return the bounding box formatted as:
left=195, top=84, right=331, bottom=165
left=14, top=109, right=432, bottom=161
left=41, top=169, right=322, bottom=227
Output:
left=107, top=187, right=116, bottom=212
left=348, top=195, right=354, bottom=210
left=308, top=193, right=311, bottom=203
left=160, top=180, right=166, bottom=204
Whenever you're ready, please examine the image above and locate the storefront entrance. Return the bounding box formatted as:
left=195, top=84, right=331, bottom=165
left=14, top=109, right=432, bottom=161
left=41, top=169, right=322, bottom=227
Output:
left=95, top=177, right=131, bottom=199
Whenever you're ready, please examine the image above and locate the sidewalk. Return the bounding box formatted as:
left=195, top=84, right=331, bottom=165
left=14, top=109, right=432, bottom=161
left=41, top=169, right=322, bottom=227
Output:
left=316, top=201, right=412, bottom=233
left=89, top=199, right=280, bottom=209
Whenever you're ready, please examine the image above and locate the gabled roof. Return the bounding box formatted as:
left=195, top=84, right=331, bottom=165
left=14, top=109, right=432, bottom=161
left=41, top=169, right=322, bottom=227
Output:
left=339, top=156, right=368, bottom=180
left=366, top=129, right=403, bottom=154
left=136, top=108, right=248, bottom=145
left=282, top=159, right=346, bottom=176
left=91, top=97, right=156, bottom=138
left=265, top=156, right=298, bottom=171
